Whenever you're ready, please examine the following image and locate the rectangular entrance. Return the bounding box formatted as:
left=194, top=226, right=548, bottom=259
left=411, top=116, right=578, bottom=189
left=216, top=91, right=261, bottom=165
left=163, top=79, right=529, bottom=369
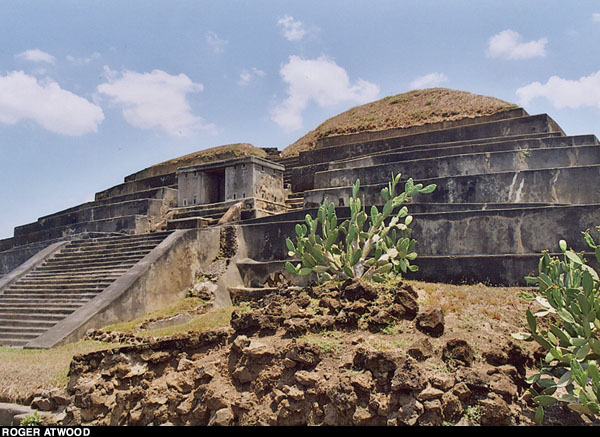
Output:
left=203, top=168, right=225, bottom=204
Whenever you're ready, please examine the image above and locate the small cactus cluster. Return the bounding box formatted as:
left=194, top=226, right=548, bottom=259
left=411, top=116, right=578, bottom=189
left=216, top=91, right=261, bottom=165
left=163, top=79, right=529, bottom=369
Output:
left=516, top=227, right=600, bottom=424
left=285, top=173, right=436, bottom=284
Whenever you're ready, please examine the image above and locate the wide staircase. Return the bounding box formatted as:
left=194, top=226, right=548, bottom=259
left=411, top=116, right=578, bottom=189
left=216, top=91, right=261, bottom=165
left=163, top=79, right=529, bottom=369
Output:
left=0, top=232, right=171, bottom=347
left=229, top=109, right=600, bottom=289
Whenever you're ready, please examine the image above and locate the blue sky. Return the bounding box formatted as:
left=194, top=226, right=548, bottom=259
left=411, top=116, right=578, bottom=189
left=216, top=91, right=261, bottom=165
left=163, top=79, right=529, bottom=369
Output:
left=2, top=0, right=600, bottom=239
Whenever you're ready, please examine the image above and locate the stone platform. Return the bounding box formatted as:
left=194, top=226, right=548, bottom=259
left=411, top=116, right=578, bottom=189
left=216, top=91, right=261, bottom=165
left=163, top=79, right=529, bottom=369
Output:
left=2, top=105, right=599, bottom=347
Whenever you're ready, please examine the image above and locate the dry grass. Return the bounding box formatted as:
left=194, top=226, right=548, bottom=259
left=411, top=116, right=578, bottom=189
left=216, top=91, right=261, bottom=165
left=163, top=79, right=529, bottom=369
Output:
left=150, top=143, right=267, bottom=169
left=0, top=279, right=535, bottom=405
left=281, top=88, right=518, bottom=157
left=407, top=279, right=532, bottom=348
left=103, top=297, right=209, bottom=333
left=131, top=306, right=235, bottom=338
left=0, top=341, right=119, bottom=403
left=0, top=299, right=234, bottom=404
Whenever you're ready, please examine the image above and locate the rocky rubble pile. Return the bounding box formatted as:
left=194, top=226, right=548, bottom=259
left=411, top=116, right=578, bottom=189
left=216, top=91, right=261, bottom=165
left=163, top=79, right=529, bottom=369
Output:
left=32, top=281, right=598, bottom=426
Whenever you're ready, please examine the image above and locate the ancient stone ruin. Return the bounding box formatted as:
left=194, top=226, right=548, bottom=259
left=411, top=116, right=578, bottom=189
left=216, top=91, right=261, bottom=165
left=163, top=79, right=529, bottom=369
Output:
left=1, top=89, right=599, bottom=349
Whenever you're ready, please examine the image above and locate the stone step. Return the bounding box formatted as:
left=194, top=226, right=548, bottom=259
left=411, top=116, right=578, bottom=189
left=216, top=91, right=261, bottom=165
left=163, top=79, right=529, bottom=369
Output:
left=412, top=252, right=579, bottom=286
left=95, top=172, right=177, bottom=202
left=0, top=337, right=31, bottom=347
left=0, top=292, right=96, bottom=301
left=0, top=326, right=47, bottom=335
left=65, top=232, right=170, bottom=248
left=0, top=300, right=83, bottom=309
left=314, top=144, right=600, bottom=189
left=10, top=216, right=151, bottom=249
left=236, top=203, right=600, bottom=262
left=90, top=186, right=176, bottom=208
left=57, top=241, right=162, bottom=255
left=7, top=281, right=114, bottom=291
left=304, top=165, right=600, bottom=208
left=31, top=263, right=137, bottom=275
left=27, top=265, right=129, bottom=275
left=0, top=306, right=76, bottom=316
left=0, top=311, right=65, bottom=320
left=24, top=271, right=125, bottom=281
left=169, top=205, right=231, bottom=220
left=230, top=253, right=582, bottom=287
left=20, top=187, right=176, bottom=231
left=300, top=115, right=563, bottom=167
left=0, top=333, right=42, bottom=342
left=49, top=248, right=153, bottom=262
left=329, top=134, right=598, bottom=171
left=290, top=132, right=567, bottom=192
left=49, top=247, right=155, bottom=261
left=0, top=315, right=61, bottom=326
left=166, top=216, right=217, bottom=230
left=38, top=256, right=145, bottom=268
left=15, top=199, right=164, bottom=237
left=237, top=202, right=568, bottom=228
left=3, top=287, right=106, bottom=299
left=0, top=296, right=92, bottom=305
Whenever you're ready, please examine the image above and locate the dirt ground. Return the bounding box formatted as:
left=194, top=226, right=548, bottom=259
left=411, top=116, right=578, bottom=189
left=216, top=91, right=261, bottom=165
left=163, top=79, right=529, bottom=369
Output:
left=12, top=278, right=599, bottom=426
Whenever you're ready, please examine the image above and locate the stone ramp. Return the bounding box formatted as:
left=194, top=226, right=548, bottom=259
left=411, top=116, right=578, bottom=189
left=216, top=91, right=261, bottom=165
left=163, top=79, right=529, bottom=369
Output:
left=0, top=232, right=171, bottom=347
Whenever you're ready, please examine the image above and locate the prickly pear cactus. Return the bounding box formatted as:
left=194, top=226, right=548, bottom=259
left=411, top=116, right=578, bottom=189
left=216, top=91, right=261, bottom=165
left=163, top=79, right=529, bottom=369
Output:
left=285, top=173, right=436, bottom=284
left=515, top=227, right=600, bottom=424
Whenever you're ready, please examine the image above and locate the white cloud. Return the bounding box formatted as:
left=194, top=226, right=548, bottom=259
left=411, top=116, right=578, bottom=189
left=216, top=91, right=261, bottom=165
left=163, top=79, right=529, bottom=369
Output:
left=271, top=55, right=380, bottom=132
left=409, top=73, right=448, bottom=90
left=205, top=31, right=228, bottom=54
left=277, top=15, right=307, bottom=41
left=238, top=68, right=266, bottom=86
left=66, top=52, right=101, bottom=65
left=486, top=30, right=548, bottom=60
left=0, top=71, right=104, bottom=136
left=593, top=13, right=600, bottom=22
left=15, top=49, right=56, bottom=64
left=516, top=71, right=600, bottom=109
left=97, top=68, right=215, bottom=137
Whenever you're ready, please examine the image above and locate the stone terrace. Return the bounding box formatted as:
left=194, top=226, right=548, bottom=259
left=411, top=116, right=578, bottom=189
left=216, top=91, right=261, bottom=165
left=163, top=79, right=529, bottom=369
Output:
left=230, top=109, right=600, bottom=290
left=2, top=105, right=600, bottom=347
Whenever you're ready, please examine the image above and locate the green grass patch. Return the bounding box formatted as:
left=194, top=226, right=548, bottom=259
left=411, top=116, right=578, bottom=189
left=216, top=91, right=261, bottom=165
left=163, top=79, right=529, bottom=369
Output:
left=133, top=306, right=235, bottom=338
left=103, top=297, right=208, bottom=333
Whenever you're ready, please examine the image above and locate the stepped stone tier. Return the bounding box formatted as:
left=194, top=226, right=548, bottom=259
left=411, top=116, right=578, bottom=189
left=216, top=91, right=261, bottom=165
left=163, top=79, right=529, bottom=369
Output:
left=2, top=89, right=600, bottom=347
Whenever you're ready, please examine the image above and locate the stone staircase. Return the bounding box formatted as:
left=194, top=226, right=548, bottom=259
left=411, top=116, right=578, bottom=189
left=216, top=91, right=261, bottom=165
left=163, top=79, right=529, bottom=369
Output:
left=165, top=201, right=239, bottom=230
left=0, top=232, right=171, bottom=347
left=232, top=110, right=600, bottom=286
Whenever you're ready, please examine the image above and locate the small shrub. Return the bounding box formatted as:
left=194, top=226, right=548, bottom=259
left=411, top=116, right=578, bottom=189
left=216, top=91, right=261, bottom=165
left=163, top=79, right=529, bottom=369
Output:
left=20, top=411, right=43, bottom=426
left=514, top=227, right=600, bottom=424
left=464, top=404, right=482, bottom=424
left=285, top=173, right=436, bottom=284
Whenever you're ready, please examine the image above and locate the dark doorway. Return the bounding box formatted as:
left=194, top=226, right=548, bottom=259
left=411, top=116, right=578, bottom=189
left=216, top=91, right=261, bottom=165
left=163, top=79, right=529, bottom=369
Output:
left=204, top=168, right=225, bottom=203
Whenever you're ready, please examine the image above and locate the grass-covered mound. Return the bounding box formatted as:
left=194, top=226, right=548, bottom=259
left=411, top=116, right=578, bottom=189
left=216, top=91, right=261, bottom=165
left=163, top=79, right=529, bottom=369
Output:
left=281, top=88, right=518, bottom=157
